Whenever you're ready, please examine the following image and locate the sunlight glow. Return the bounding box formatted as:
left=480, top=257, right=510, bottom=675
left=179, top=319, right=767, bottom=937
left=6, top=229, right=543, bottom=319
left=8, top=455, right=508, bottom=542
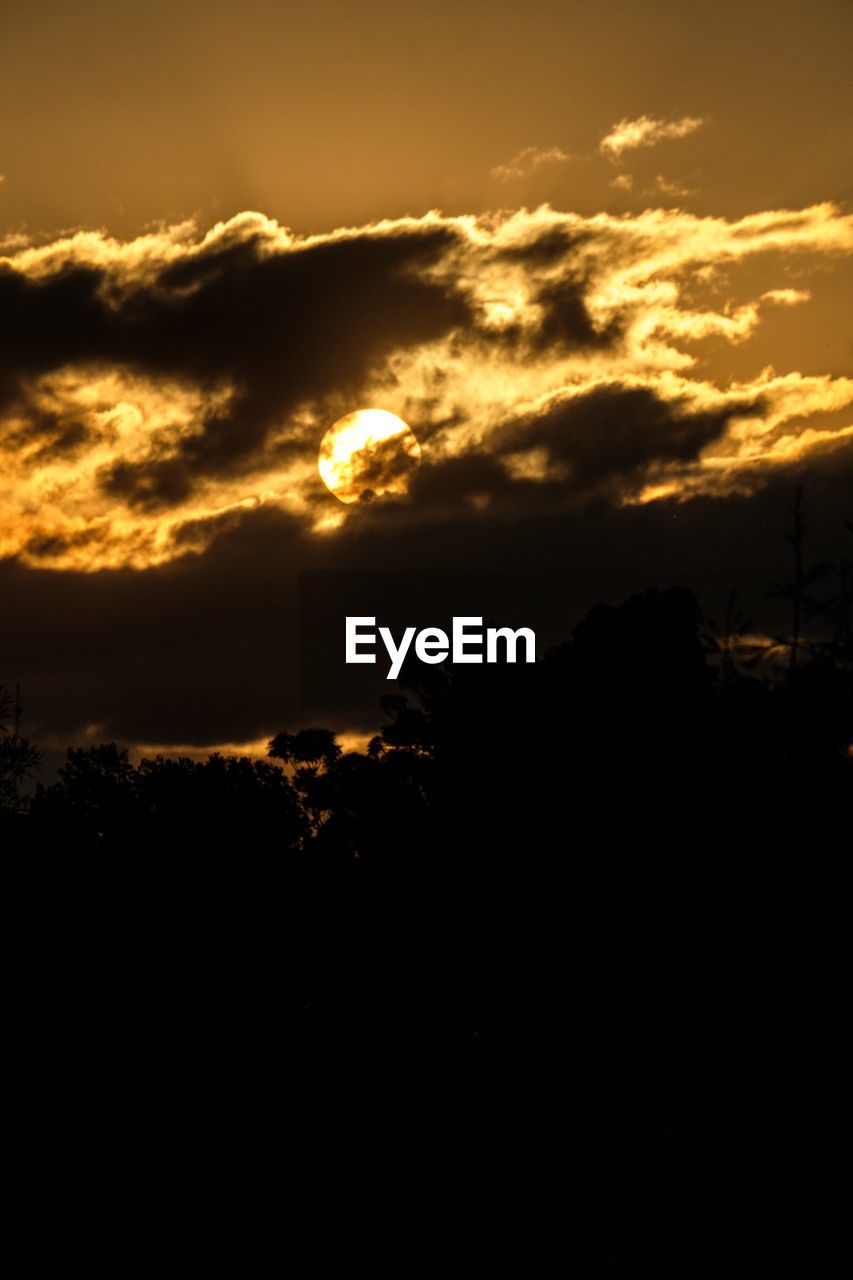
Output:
left=318, top=409, right=421, bottom=504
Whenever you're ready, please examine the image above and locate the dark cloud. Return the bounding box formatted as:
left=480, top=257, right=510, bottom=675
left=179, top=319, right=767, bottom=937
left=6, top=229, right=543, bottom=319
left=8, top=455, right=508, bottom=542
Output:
left=531, top=273, right=621, bottom=352
left=1, top=405, right=91, bottom=464
left=30, top=418, right=91, bottom=463
left=18, top=526, right=105, bottom=562
left=2, top=206, right=851, bottom=756
left=502, top=384, right=762, bottom=488
left=340, top=435, right=419, bottom=502
left=2, top=507, right=309, bottom=746
left=409, top=452, right=521, bottom=507
left=100, top=455, right=196, bottom=510
left=0, top=263, right=108, bottom=406
left=483, top=270, right=620, bottom=355
left=408, top=384, right=762, bottom=512
left=0, top=221, right=472, bottom=506
left=494, top=226, right=592, bottom=266
left=475, top=228, right=622, bottom=354
left=5, top=437, right=850, bottom=755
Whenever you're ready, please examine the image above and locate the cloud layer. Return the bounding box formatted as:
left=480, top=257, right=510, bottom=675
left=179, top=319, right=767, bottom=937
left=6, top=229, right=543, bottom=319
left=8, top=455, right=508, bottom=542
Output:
left=2, top=201, right=851, bottom=574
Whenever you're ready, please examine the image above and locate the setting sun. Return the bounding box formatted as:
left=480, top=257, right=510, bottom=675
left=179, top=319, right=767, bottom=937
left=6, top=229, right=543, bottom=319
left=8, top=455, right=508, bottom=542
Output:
left=318, top=409, right=421, bottom=504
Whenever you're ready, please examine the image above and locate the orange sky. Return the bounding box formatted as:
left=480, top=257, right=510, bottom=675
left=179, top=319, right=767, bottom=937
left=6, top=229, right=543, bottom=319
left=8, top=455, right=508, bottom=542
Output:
left=1, top=0, right=851, bottom=752
left=2, top=0, right=851, bottom=237
left=2, top=203, right=850, bottom=572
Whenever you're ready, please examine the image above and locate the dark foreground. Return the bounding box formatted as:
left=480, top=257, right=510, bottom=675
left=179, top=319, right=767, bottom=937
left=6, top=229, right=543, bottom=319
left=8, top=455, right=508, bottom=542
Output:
left=3, top=585, right=850, bottom=1270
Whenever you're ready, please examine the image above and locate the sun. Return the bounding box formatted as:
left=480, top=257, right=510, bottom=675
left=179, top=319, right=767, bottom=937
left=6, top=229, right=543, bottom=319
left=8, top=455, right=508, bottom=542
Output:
left=318, top=409, right=421, bottom=504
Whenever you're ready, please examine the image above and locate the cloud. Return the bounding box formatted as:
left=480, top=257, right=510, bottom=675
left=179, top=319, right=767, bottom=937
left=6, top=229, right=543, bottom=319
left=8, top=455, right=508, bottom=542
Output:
left=5, top=437, right=851, bottom=752
left=499, top=382, right=760, bottom=492
left=609, top=174, right=634, bottom=192
left=0, top=213, right=471, bottom=564
left=647, top=175, right=695, bottom=199
left=600, top=115, right=704, bottom=161
left=490, top=146, right=571, bottom=182
left=401, top=376, right=768, bottom=518
left=760, top=288, right=811, bottom=306
left=1, top=201, right=851, bottom=574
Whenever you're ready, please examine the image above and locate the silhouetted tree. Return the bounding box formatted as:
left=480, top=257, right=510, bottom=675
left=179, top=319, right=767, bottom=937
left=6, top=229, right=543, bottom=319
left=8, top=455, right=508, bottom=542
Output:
left=268, top=727, right=343, bottom=839
left=770, top=486, right=833, bottom=670
left=30, top=744, right=304, bottom=856
left=0, top=683, right=41, bottom=816
left=8, top=527, right=853, bottom=1274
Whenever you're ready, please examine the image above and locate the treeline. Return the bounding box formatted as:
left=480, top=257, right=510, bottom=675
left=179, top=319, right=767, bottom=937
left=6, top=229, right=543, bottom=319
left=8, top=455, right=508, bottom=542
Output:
left=3, top=582, right=850, bottom=858
left=3, top=577, right=850, bottom=1040
left=2, top=508, right=851, bottom=1268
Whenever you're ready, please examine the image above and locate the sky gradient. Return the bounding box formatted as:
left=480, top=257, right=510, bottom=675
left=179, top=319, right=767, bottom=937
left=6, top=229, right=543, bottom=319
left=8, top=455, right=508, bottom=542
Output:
left=2, top=0, right=851, bottom=761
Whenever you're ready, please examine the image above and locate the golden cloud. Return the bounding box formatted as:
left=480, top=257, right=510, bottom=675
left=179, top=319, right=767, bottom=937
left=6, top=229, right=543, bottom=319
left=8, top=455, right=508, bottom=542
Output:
left=1, top=201, right=851, bottom=570
left=490, top=146, right=572, bottom=182
left=600, top=114, right=705, bottom=160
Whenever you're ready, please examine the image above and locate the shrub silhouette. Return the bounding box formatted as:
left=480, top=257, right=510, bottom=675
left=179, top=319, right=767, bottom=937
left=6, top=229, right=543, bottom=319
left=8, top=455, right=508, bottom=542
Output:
left=6, top=514, right=852, bottom=1271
